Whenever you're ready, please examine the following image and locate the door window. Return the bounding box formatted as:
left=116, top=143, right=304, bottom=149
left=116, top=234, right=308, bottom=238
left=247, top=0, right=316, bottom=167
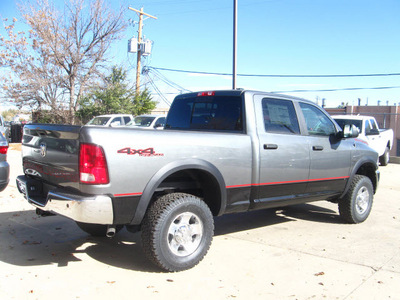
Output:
left=123, top=116, right=131, bottom=124
left=110, top=117, right=122, bottom=126
left=154, top=117, right=166, bottom=127
left=300, top=103, right=336, bottom=136
left=262, top=98, right=300, bottom=134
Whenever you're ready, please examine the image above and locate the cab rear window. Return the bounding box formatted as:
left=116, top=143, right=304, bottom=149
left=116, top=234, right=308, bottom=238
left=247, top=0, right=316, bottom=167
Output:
left=165, top=96, right=244, bottom=132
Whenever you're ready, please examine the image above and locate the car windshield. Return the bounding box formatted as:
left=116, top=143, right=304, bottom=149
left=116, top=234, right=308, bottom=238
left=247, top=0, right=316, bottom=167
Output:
left=87, top=117, right=111, bottom=126
left=127, top=116, right=155, bottom=127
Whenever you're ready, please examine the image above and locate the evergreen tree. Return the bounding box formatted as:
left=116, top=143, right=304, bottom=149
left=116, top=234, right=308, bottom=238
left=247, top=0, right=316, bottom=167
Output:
left=76, top=66, right=156, bottom=123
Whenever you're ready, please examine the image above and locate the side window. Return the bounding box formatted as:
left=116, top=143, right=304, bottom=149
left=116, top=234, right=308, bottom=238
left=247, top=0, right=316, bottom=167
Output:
left=300, top=103, right=336, bottom=136
left=262, top=98, right=300, bottom=134
left=370, top=119, right=378, bottom=130
left=365, top=119, right=378, bottom=135
left=123, top=116, right=131, bottom=124
left=110, top=117, right=122, bottom=126
left=155, top=117, right=165, bottom=127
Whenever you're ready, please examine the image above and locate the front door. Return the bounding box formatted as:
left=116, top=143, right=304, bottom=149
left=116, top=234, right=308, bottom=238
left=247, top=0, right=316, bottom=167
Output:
left=298, top=102, right=352, bottom=199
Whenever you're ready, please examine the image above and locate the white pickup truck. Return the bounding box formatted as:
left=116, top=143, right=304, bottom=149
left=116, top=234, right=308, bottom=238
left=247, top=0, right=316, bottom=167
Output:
left=333, top=115, right=393, bottom=166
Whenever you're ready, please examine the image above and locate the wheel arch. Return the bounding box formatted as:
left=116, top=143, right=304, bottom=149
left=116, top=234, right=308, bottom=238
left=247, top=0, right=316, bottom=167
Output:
left=130, top=159, right=227, bottom=225
left=340, top=157, right=379, bottom=198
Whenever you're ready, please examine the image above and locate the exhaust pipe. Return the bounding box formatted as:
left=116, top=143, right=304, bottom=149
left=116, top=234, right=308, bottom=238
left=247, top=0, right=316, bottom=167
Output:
left=36, top=208, right=55, bottom=217
left=106, top=225, right=116, bottom=238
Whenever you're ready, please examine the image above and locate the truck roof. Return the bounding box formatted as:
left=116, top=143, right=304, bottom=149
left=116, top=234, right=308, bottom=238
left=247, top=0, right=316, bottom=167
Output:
left=175, top=89, right=316, bottom=104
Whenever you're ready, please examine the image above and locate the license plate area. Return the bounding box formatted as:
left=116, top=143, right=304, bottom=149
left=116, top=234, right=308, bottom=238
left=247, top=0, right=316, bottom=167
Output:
left=16, top=176, right=47, bottom=206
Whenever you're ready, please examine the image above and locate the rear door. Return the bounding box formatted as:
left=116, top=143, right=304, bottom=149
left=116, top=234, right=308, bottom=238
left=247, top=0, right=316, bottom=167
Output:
left=253, top=95, right=310, bottom=209
left=298, top=102, right=352, bottom=199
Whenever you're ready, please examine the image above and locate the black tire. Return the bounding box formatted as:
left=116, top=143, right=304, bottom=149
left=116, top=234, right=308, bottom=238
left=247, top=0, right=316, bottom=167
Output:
left=141, top=193, right=214, bottom=272
left=379, top=147, right=390, bottom=166
left=76, top=222, right=123, bottom=237
left=338, top=175, right=373, bottom=224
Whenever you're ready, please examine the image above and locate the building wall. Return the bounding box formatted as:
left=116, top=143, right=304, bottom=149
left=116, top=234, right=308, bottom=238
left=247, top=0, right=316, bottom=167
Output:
left=325, top=105, right=400, bottom=157
left=151, top=108, right=169, bottom=115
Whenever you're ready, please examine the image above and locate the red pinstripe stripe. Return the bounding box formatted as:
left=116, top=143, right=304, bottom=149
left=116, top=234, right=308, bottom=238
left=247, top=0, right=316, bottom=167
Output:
left=114, top=192, right=142, bottom=197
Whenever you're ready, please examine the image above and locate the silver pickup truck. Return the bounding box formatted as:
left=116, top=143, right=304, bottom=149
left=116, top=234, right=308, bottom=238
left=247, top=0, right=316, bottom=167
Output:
left=16, top=90, right=380, bottom=271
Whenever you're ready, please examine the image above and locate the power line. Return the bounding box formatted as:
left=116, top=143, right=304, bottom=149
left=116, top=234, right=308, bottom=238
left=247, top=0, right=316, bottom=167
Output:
left=148, top=66, right=400, bottom=78
left=145, top=73, right=172, bottom=106
left=146, top=67, right=191, bottom=93
left=273, top=85, right=400, bottom=93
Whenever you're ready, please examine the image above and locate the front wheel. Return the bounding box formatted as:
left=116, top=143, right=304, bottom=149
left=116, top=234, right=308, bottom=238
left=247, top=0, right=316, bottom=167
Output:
left=141, top=193, right=214, bottom=272
left=338, top=175, right=373, bottom=224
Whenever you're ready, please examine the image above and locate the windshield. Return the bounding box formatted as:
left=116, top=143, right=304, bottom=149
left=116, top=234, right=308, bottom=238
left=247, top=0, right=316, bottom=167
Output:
left=86, top=117, right=111, bottom=126
left=127, top=116, right=155, bottom=127
left=334, top=119, right=363, bottom=133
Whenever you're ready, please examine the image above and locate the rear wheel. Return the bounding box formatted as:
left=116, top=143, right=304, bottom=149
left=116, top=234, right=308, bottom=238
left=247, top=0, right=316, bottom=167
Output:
left=338, top=175, right=373, bottom=224
left=141, top=193, right=214, bottom=272
left=379, top=146, right=390, bottom=166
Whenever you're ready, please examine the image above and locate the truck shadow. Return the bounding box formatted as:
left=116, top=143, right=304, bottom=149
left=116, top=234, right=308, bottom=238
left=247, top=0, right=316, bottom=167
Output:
left=0, top=203, right=340, bottom=272
left=214, top=203, right=341, bottom=236
left=0, top=210, right=158, bottom=272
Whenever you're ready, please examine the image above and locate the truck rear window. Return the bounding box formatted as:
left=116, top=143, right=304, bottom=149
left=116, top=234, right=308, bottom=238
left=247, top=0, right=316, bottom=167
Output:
left=165, top=96, right=243, bottom=132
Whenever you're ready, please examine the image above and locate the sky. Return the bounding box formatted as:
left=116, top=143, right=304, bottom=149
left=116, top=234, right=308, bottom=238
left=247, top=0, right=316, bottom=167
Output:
left=1, top=0, right=400, bottom=109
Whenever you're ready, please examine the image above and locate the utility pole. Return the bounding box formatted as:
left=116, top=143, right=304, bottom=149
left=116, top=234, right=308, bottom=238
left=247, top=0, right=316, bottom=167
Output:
left=128, top=7, right=157, bottom=95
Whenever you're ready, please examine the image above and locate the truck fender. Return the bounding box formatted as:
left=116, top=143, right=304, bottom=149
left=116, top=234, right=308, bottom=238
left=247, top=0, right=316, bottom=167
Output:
left=130, top=158, right=227, bottom=225
left=340, top=156, right=379, bottom=199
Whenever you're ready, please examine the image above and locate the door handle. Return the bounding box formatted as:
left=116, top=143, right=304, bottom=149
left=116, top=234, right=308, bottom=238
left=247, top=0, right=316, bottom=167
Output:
left=312, top=146, right=324, bottom=151
left=264, top=144, right=278, bottom=150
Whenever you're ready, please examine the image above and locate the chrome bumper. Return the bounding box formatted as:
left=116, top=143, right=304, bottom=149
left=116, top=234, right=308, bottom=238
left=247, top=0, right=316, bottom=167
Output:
left=16, top=176, right=114, bottom=224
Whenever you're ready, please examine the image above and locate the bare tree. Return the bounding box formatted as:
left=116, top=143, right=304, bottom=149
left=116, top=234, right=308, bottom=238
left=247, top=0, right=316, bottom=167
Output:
left=0, top=0, right=126, bottom=124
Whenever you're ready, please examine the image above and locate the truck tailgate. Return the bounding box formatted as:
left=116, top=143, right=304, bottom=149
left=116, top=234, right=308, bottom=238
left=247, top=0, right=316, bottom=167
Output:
left=22, top=124, right=81, bottom=189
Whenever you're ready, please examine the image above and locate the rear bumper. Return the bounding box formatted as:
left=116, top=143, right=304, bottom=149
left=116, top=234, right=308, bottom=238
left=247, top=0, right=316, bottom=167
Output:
left=16, top=175, right=113, bottom=224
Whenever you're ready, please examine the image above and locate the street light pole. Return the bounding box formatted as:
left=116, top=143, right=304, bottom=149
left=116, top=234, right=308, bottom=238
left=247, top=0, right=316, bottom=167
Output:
left=232, top=0, right=237, bottom=90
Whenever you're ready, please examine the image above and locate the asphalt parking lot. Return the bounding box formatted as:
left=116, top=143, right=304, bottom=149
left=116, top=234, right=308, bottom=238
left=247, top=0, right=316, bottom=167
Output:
left=0, top=145, right=399, bottom=300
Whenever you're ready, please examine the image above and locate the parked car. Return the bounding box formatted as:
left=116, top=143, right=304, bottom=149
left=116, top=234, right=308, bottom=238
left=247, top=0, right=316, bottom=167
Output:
left=126, top=114, right=166, bottom=129
left=4, top=121, right=11, bottom=142
left=0, top=134, right=9, bottom=192
left=16, top=90, right=379, bottom=271
left=333, top=115, right=393, bottom=166
left=0, top=115, right=8, bottom=141
left=86, top=114, right=134, bottom=127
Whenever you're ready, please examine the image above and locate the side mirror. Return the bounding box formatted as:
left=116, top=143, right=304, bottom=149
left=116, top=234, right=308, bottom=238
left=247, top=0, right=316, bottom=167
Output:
left=342, top=124, right=359, bottom=138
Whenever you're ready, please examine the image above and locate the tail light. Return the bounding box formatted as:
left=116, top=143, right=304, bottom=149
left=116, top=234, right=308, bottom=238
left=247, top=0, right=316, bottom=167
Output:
left=0, top=146, right=8, bottom=155
left=79, top=143, right=109, bottom=184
